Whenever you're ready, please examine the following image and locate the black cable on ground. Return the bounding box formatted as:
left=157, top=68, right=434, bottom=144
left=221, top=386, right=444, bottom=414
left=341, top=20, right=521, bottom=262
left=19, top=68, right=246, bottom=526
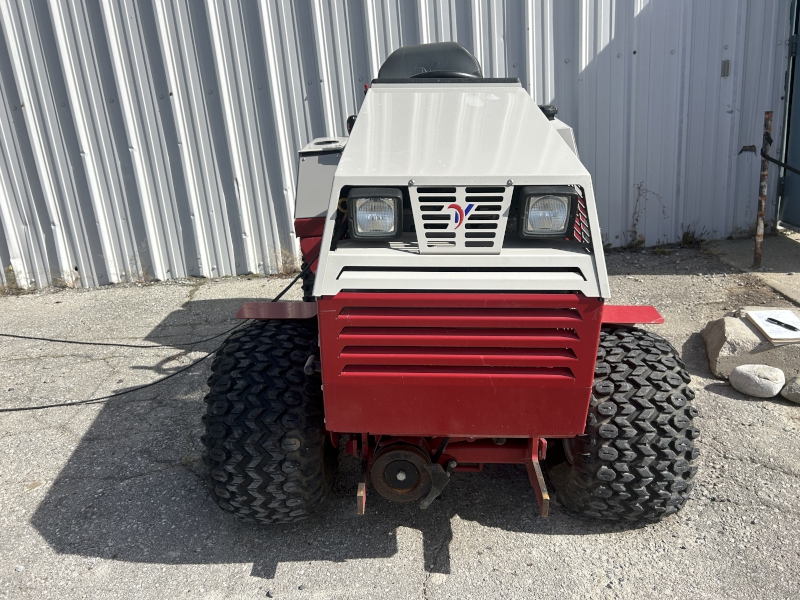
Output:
left=0, top=260, right=317, bottom=414
left=0, top=264, right=317, bottom=349
left=0, top=349, right=217, bottom=413
left=0, top=322, right=244, bottom=349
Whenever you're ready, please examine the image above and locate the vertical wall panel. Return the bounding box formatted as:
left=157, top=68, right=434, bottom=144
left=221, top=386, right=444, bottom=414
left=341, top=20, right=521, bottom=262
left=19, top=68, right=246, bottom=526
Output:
left=731, top=1, right=792, bottom=236
left=1, top=0, right=83, bottom=286
left=100, top=0, right=187, bottom=281
left=49, top=0, right=133, bottom=284
left=152, top=0, right=235, bottom=279
left=0, top=0, right=792, bottom=289
left=0, top=34, right=47, bottom=288
left=206, top=0, right=283, bottom=274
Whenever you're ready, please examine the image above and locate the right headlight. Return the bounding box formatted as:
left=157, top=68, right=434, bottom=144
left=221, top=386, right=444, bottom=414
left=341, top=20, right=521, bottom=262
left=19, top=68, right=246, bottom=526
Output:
left=347, top=188, right=403, bottom=239
left=518, top=189, right=573, bottom=238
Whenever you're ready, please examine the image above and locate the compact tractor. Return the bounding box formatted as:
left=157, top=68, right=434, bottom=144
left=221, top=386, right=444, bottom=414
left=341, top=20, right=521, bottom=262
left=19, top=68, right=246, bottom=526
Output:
left=201, top=42, right=699, bottom=524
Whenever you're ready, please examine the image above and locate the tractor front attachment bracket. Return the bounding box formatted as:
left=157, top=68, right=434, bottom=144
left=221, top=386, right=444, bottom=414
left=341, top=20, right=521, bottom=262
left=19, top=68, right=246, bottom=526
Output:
left=351, top=435, right=551, bottom=517
left=525, top=438, right=549, bottom=518
left=419, top=460, right=456, bottom=509
left=357, top=433, right=369, bottom=515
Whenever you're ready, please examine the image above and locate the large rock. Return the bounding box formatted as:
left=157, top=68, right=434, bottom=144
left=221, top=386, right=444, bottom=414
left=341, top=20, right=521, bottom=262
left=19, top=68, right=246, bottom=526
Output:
left=702, top=308, right=800, bottom=378
left=702, top=317, right=763, bottom=377
left=729, top=365, right=785, bottom=398
left=781, top=376, right=800, bottom=404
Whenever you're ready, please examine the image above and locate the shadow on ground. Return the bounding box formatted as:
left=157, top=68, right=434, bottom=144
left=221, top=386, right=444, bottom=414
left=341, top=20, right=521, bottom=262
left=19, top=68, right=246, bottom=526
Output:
left=30, top=383, right=641, bottom=578
left=30, top=298, right=649, bottom=579
left=129, top=296, right=263, bottom=377
left=142, top=296, right=262, bottom=349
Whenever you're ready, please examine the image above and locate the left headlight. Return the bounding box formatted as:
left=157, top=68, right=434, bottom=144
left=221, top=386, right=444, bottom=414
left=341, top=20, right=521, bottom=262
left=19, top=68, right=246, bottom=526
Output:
left=519, top=192, right=571, bottom=237
left=347, top=188, right=403, bottom=239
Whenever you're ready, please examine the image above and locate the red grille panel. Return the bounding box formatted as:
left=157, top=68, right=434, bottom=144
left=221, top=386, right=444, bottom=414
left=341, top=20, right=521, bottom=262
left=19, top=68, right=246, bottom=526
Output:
left=318, top=292, right=603, bottom=437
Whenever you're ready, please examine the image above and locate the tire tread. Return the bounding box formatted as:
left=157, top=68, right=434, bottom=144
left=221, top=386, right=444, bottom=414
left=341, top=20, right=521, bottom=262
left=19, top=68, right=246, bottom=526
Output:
left=201, top=320, right=336, bottom=524
left=548, top=327, right=699, bottom=522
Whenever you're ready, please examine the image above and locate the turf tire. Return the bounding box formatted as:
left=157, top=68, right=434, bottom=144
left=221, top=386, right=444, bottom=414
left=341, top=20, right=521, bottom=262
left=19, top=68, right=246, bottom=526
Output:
left=201, top=320, right=336, bottom=524
left=546, top=327, right=700, bottom=522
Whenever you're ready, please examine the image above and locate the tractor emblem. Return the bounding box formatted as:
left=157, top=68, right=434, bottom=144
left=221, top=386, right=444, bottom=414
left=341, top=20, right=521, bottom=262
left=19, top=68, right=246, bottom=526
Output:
left=448, top=203, right=474, bottom=229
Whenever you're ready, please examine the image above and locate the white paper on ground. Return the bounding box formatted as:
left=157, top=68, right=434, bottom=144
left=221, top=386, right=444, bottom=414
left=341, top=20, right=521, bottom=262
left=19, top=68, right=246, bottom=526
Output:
left=745, top=309, right=800, bottom=344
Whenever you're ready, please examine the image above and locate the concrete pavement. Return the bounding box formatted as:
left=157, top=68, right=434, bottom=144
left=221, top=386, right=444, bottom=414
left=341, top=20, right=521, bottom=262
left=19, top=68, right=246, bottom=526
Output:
left=708, top=229, right=800, bottom=304
left=1, top=251, right=799, bottom=600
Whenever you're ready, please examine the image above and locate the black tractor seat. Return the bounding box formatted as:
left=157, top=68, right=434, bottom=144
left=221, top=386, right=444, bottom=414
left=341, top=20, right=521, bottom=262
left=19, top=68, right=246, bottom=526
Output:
left=377, top=41, right=482, bottom=79
left=372, top=42, right=553, bottom=120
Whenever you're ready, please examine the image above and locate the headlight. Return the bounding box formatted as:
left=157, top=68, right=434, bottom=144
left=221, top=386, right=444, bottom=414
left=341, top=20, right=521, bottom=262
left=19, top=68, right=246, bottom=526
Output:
left=521, top=194, right=571, bottom=236
left=347, top=188, right=403, bottom=239
left=355, top=198, right=395, bottom=233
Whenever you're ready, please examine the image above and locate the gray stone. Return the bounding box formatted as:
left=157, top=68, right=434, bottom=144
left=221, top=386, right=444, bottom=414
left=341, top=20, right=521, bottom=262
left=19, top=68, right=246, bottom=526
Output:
left=729, top=365, right=785, bottom=398
left=780, top=376, right=800, bottom=404
left=702, top=317, right=762, bottom=377
left=702, top=308, right=800, bottom=378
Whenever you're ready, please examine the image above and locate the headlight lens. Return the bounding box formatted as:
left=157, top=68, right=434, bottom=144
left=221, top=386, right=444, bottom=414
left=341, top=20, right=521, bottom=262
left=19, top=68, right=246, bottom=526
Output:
left=354, top=198, right=397, bottom=234
left=346, top=188, right=403, bottom=239
left=524, top=195, right=570, bottom=235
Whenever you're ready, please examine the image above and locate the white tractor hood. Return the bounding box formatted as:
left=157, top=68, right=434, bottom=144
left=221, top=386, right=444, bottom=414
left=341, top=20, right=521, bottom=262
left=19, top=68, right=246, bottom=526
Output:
left=311, top=80, right=610, bottom=299
left=338, top=81, right=590, bottom=186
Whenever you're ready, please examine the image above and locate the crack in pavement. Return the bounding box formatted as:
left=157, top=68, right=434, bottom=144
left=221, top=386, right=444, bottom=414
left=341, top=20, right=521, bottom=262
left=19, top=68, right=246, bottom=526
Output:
left=421, top=524, right=452, bottom=599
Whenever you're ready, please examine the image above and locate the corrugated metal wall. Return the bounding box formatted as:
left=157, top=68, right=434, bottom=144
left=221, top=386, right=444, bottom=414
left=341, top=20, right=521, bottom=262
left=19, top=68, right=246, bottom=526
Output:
left=0, top=0, right=792, bottom=289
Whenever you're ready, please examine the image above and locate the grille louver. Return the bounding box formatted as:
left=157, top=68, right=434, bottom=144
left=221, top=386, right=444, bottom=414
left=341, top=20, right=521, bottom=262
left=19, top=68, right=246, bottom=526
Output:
left=409, top=185, right=513, bottom=254
left=573, top=195, right=591, bottom=244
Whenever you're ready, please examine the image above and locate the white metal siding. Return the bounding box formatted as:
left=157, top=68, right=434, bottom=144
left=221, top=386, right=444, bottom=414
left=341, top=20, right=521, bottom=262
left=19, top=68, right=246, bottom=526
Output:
left=0, top=0, right=791, bottom=288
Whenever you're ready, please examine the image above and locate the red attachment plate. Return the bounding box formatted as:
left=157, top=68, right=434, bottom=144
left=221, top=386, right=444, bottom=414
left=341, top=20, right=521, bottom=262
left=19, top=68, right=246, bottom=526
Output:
left=602, top=305, right=664, bottom=325
left=295, top=217, right=325, bottom=237
left=236, top=301, right=317, bottom=320
left=317, top=292, right=603, bottom=438
left=295, top=217, right=325, bottom=273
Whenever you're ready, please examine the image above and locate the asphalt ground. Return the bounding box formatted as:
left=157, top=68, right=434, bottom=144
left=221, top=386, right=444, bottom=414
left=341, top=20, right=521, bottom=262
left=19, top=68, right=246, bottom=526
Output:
left=1, top=246, right=799, bottom=600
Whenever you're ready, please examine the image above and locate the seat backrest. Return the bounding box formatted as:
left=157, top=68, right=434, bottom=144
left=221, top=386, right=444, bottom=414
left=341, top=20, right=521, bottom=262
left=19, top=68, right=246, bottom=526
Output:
left=377, top=42, right=483, bottom=79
